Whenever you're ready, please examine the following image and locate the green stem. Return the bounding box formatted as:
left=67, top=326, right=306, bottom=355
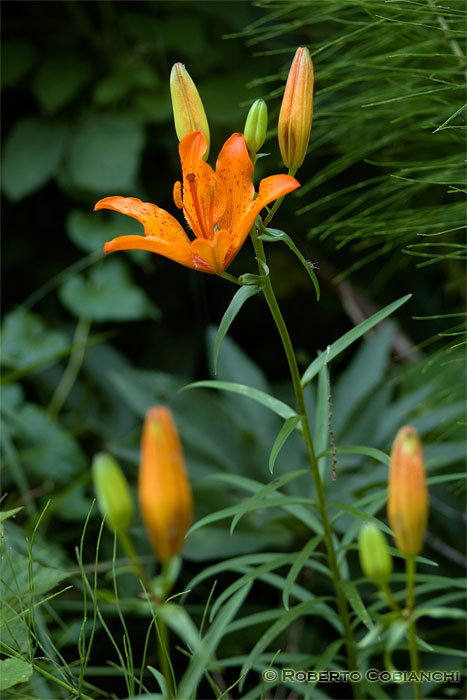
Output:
left=249, top=225, right=361, bottom=698
left=48, top=317, right=90, bottom=419
left=262, top=167, right=297, bottom=227
left=117, top=530, right=153, bottom=592
left=157, top=613, right=174, bottom=698
left=406, top=556, right=422, bottom=700
left=380, top=582, right=401, bottom=614
left=33, top=662, right=94, bottom=700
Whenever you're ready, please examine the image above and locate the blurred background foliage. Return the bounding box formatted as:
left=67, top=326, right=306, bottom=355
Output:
left=1, top=0, right=466, bottom=698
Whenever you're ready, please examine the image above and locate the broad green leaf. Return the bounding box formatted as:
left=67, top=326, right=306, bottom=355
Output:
left=0, top=602, right=29, bottom=653
left=182, top=380, right=297, bottom=420
left=66, top=209, right=142, bottom=253
left=2, top=118, right=68, bottom=201
left=1, top=40, right=35, bottom=88
left=301, top=295, right=412, bottom=387
left=32, top=56, right=91, bottom=113
left=230, top=469, right=310, bottom=534
left=59, top=258, right=158, bottom=322
left=177, top=584, right=252, bottom=700
left=213, top=285, right=260, bottom=374
left=8, top=403, right=86, bottom=482
left=282, top=535, right=322, bottom=610
left=1, top=308, right=68, bottom=371
left=339, top=579, right=373, bottom=629
left=0, top=658, right=33, bottom=691
left=269, top=415, right=301, bottom=473
left=68, top=115, right=145, bottom=192
left=260, top=227, right=320, bottom=299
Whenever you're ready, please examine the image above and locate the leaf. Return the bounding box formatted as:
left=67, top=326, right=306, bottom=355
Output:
left=0, top=508, right=23, bottom=524
left=59, top=258, right=158, bottom=322
left=282, top=535, right=322, bottom=610
left=339, top=579, right=373, bottom=629
left=414, top=607, right=467, bottom=622
left=1, top=40, right=35, bottom=88
left=301, top=295, right=412, bottom=387
left=239, top=600, right=329, bottom=691
left=0, top=308, right=68, bottom=371
left=68, top=115, right=145, bottom=192
left=0, top=658, right=33, bottom=691
left=32, top=56, right=91, bottom=113
left=10, top=403, right=86, bottom=483
left=317, top=445, right=390, bottom=467
left=230, top=469, right=311, bottom=534
left=2, top=118, right=68, bottom=201
left=213, top=285, right=260, bottom=374
left=147, top=666, right=168, bottom=697
left=158, top=604, right=201, bottom=652
left=260, top=227, right=320, bottom=299
left=182, top=380, right=297, bottom=420
left=314, top=364, right=329, bottom=478
left=177, top=584, right=252, bottom=700
left=269, top=416, right=301, bottom=473
left=332, top=323, right=395, bottom=436
left=66, top=209, right=142, bottom=253
left=330, top=503, right=392, bottom=536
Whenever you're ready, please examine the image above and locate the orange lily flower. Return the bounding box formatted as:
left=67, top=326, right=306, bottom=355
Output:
left=94, top=131, right=300, bottom=275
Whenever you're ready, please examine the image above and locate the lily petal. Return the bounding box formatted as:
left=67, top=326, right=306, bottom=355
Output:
left=190, top=229, right=233, bottom=275
left=215, top=133, right=255, bottom=234
left=95, top=196, right=191, bottom=247
left=223, top=174, right=300, bottom=268
left=104, top=234, right=196, bottom=269
left=178, top=132, right=225, bottom=238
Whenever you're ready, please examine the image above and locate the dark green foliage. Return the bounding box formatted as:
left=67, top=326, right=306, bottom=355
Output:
left=1, top=1, right=465, bottom=698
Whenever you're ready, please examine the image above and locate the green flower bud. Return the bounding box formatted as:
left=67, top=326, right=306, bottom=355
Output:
left=243, top=99, right=268, bottom=160
left=92, top=453, right=133, bottom=533
left=170, top=62, right=210, bottom=160
left=359, top=523, right=393, bottom=586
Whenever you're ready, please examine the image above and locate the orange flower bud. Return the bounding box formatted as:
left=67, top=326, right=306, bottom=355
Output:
left=170, top=62, right=210, bottom=160
left=139, top=407, right=193, bottom=562
left=278, top=47, right=314, bottom=174
left=388, top=426, right=429, bottom=557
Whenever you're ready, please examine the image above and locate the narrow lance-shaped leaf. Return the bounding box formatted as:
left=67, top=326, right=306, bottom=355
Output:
left=259, top=226, right=320, bottom=300
left=269, top=415, right=301, bottom=473
left=177, top=584, right=252, bottom=700
left=301, top=294, right=412, bottom=387
left=181, top=380, right=297, bottom=420
left=213, top=284, right=260, bottom=374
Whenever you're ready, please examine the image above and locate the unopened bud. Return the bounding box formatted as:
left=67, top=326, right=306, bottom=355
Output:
left=170, top=62, right=210, bottom=160
left=92, top=453, right=133, bottom=533
left=139, top=407, right=193, bottom=562
left=243, top=99, right=268, bottom=160
left=278, top=47, right=314, bottom=174
left=388, top=426, right=429, bottom=556
left=359, top=523, right=393, bottom=586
